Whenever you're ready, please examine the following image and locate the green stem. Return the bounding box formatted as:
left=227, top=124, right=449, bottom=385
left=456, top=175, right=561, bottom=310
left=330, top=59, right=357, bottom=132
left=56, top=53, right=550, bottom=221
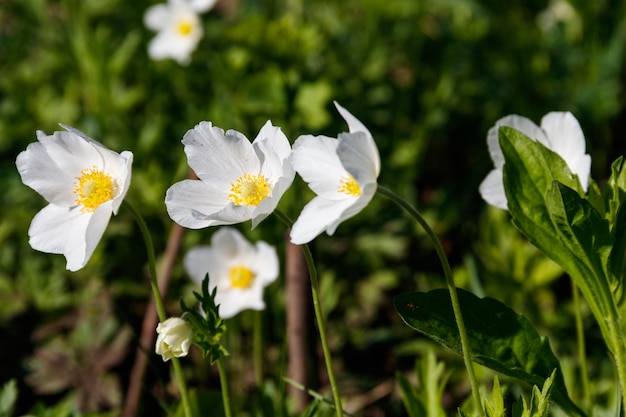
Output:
left=607, top=312, right=626, bottom=411
left=274, top=210, right=344, bottom=417
left=122, top=200, right=193, bottom=417
left=253, top=310, right=264, bottom=387
left=217, top=359, right=234, bottom=417
left=376, top=186, right=484, bottom=416
left=572, top=283, right=592, bottom=415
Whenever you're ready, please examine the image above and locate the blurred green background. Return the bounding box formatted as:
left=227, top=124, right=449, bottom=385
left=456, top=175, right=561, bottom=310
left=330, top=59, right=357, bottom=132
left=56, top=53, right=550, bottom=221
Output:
left=1, top=0, right=625, bottom=415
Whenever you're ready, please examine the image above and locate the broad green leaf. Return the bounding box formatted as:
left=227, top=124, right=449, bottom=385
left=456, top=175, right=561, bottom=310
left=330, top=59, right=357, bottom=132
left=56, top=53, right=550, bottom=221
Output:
left=605, top=156, right=626, bottom=300
left=499, top=127, right=589, bottom=289
left=394, top=289, right=585, bottom=417
left=499, top=127, right=614, bottom=345
left=545, top=182, right=615, bottom=313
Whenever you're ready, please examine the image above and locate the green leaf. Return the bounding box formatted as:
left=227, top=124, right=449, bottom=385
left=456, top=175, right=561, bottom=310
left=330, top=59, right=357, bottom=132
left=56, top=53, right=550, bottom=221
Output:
left=499, top=126, right=615, bottom=345
left=545, top=182, right=615, bottom=312
left=394, top=289, right=585, bottom=417
left=396, top=373, right=427, bottom=417
left=484, top=376, right=505, bottom=417
left=0, top=379, right=17, bottom=417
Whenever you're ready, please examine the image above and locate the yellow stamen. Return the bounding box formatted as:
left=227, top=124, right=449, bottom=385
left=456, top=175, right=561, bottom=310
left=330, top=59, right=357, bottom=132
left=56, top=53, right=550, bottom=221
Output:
left=177, top=21, right=194, bottom=36
left=228, top=174, right=270, bottom=207
left=73, top=166, right=115, bottom=213
left=338, top=174, right=361, bottom=196
left=229, top=266, right=254, bottom=288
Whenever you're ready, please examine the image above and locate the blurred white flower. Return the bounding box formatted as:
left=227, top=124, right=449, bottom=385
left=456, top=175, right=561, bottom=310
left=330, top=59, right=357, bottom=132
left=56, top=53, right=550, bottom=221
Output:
left=155, top=317, right=194, bottom=361
left=165, top=121, right=295, bottom=229
left=15, top=125, right=133, bottom=271
left=289, top=102, right=380, bottom=244
left=479, top=112, right=591, bottom=210
left=184, top=227, right=279, bottom=318
left=144, top=0, right=214, bottom=65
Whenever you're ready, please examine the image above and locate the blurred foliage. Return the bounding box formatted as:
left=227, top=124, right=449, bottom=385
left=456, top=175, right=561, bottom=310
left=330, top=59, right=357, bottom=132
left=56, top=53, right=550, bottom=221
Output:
left=0, top=0, right=625, bottom=415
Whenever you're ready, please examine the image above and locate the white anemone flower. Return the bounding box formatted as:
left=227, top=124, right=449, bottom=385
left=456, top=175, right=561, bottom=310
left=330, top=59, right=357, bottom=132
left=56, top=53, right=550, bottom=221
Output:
left=16, top=125, right=133, bottom=271
left=479, top=112, right=591, bottom=210
left=165, top=120, right=295, bottom=229
left=144, top=0, right=212, bottom=65
left=184, top=227, right=279, bottom=318
left=289, top=101, right=380, bottom=245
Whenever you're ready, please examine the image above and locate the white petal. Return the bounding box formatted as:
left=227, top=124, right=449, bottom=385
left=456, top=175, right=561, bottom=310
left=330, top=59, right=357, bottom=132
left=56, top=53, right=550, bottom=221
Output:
left=334, top=101, right=370, bottom=136
left=189, top=0, right=217, bottom=12
left=337, top=132, right=379, bottom=185
left=334, top=102, right=381, bottom=176
left=28, top=203, right=111, bottom=271
left=290, top=196, right=356, bottom=245
left=16, top=142, right=76, bottom=206
left=216, top=285, right=265, bottom=318
left=290, top=135, right=350, bottom=199
left=84, top=202, right=114, bottom=267
left=569, top=154, right=592, bottom=192
left=144, top=4, right=170, bottom=31
left=540, top=112, right=588, bottom=170
left=39, top=131, right=104, bottom=176
left=479, top=169, right=508, bottom=210
left=211, top=227, right=254, bottom=260
left=183, top=246, right=213, bottom=285
left=182, top=122, right=259, bottom=189
left=165, top=179, right=229, bottom=228
left=487, top=115, right=546, bottom=169
left=147, top=32, right=198, bottom=65
left=250, top=241, right=279, bottom=285
left=254, top=120, right=292, bottom=161
left=111, top=151, right=133, bottom=214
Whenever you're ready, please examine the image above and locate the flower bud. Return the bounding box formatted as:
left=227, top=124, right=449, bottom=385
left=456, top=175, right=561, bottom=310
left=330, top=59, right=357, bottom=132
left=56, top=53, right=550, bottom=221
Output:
left=155, top=317, right=193, bottom=362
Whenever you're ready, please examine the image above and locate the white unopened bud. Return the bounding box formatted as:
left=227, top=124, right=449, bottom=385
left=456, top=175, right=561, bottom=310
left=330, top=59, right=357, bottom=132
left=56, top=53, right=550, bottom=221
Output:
left=155, top=317, right=193, bottom=362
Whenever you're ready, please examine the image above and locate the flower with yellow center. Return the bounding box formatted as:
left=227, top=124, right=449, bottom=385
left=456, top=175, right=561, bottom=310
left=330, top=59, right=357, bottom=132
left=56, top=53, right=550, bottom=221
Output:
left=289, top=102, right=380, bottom=245
left=144, top=0, right=209, bottom=65
left=165, top=120, right=295, bottom=229
left=184, top=227, right=279, bottom=318
left=16, top=124, right=133, bottom=271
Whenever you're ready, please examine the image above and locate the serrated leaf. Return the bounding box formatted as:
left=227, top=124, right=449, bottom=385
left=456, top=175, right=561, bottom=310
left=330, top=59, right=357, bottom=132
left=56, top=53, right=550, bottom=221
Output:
left=394, top=289, right=585, bottom=417
left=484, top=376, right=505, bottom=417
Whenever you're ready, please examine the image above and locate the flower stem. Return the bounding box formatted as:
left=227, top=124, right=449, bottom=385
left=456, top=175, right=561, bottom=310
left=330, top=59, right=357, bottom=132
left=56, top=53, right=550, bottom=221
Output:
left=253, top=310, right=264, bottom=387
left=217, top=359, right=233, bottom=417
left=376, top=186, right=484, bottom=416
left=572, top=283, right=592, bottom=415
left=122, top=200, right=193, bottom=417
left=274, top=210, right=344, bottom=417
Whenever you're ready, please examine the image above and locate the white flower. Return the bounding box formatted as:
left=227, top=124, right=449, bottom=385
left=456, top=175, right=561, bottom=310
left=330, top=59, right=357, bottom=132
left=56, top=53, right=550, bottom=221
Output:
left=144, top=0, right=211, bottom=65
left=165, top=121, right=295, bottom=229
left=184, top=227, right=279, bottom=318
left=289, top=102, right=380, bottom=245
left=15, top=125, right=133, bottom=271
left=479, top=112, right=591, bottom=210
left=155, top=317, right=194, bottom=361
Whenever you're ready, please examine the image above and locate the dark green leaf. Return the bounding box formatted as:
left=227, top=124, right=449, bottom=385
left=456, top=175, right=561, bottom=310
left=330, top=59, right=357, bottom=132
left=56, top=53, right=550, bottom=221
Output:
left=394, top=289, right=585, bottom=417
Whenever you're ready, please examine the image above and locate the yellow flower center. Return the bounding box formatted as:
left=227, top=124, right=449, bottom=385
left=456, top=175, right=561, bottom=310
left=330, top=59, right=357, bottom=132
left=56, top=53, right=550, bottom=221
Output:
left=229, top=266, right=255, bottom=288
left=338, top=174, right=361, bottom=196
left=228, top=174, right=270, bottom=207
left=177, top=20, right=194, bottom=36
left=73, top=166, right=115, bottom=213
